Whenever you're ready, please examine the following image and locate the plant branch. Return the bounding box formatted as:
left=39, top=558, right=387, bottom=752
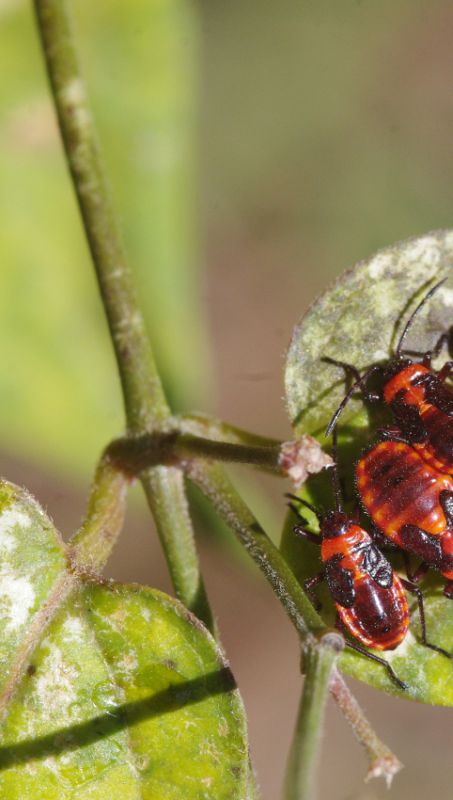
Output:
left=69, top=456, right=129, bottom=573
left=283, top=632, right=344, bottom=800
left=180, top=415, right=333, bottom=486
left=179, top=413, right=282, bottom=448
left=33, top=0, right=214, bottom=633
left=186, top=460, right=325, bottom=638
left=33, top=1, right=166, bottom=431
left=329, top=669, right=402, bottom=787
left=105, top=430, right=284, bottom=475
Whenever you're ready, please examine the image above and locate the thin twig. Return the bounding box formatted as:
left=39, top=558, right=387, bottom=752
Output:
left=186, top=460, right=325, bottom=638
left=179, top=412, right=282, bottom=448
left=329, top=669, right=403, bottom=787
left=69, top=456, right=129, bottom=573
left=179, top=415, right=333, bottom=486
left=105, top=430, right=284, bottom=475
left=33, top=0, right=214, bottom=633
left=284, top=633, right=344, bottom=800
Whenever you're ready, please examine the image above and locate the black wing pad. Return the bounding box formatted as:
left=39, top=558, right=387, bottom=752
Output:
left=424, top=374, right=453, bottom=417
left=325, top=554, right=355, bottom=608
left=399, top=524, right=443, bottom=568
left=440, top=490, right=453, bottom=527
left=369, top=523, right=399, bottom=551
left=361, top=543, right=393, bottom=588
left=391, top=392, right=427, bottom=443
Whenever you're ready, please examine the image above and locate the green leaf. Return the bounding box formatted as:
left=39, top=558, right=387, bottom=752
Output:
left=0, top=483, right=249, bottom=797
left=283, top=230, right=453, bottom=704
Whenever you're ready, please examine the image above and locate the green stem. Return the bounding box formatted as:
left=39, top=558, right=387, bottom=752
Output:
left=329, top=669, right=402, bottom=785
left=283, top=633, right=343, bottom=800
left=186, top=461, right=325, bottom=638
left=33, top=0, right=214, bottom=633
left=105, top=430, right=284, bottom=475
left=179, top=413, right=281, bottom=448
left=33, top=1, right=165, bottom=431
left=69, top=456, right=129, bottom=573
left=175, top=435, right=282, bottom=472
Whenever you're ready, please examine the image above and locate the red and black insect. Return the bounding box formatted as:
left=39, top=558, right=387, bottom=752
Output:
left=325, top=279, right=453, bottom=476
left=356, top=440, right=453, bottom=598
left=288, top=436, right=451, bottom=689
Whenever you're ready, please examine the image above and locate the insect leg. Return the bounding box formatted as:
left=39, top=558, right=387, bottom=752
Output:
left=438, top=360, right=453, bottom=382
left=423, top=328, right=453, bottom=368
left=335, top=616, right=408, bottom=691
left=304, top=571, right=325, bottom=611
left=399, top=524, right=444, bottom=567
left=401, top=553, right=429, bottom=584
left=377, top=426, right=411, bottom=445
left=293, top=524, right=321, bottom=545
left=285, top=493, right=321, bottom=521
left=368, top=522, right=399, bottom=552
left=323, top=357, right=380, bottom=403
left=401, top=578, right=452, bottom=659
left=444, top=582, right=453, bottom=599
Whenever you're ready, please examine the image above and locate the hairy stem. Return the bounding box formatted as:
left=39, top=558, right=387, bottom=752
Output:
left=284, top=632, right=344, bottom=800
left=69, top=457, right=129, bottom=573
left=186, top=461, right=325, bottom=638
left=329, top=669, right=402, bottom=786
left=105, top=430, right=284, bottom=475
left=33, top=0, right=214, bottom=633
left=33, top=2, right=165, bottom=430
left=179, top=413, right=281, bottom=448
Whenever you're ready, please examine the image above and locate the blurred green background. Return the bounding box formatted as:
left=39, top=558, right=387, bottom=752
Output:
left=1, top=1, right=453, bottom=798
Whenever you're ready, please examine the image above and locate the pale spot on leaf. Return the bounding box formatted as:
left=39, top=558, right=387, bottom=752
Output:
left=0, top=507, right=31, bottom=553
left=0, top=575, right=35, bottom=631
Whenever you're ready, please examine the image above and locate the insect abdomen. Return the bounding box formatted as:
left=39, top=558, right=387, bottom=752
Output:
left=322, top=525, right=409, bottom=650
left=356, top=441, right=452, bottom=538
left=339, top=578, right=409, bottom=650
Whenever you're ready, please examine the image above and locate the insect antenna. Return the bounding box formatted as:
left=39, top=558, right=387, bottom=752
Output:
left=325, top=363, right=381, bottom=437
left=285, top=493, right=322, bottom=523
left=396, top=278, right=447, bottom=358
left=330, top=428, right=343, bottom=513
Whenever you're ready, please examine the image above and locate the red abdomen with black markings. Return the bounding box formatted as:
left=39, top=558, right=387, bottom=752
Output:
left=384, top=364, right=453, bottom=475
left=320, top=519, right=409, bottom=650
left=356, top=441, right=453, bottom=581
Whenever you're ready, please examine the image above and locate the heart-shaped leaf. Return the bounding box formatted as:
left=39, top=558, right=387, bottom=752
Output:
left=283, top=230, right=453, bottom=703
left=0, top=482, right=249, bottom=797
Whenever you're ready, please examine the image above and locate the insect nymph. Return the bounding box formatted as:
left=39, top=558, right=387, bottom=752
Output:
left=289, top=433, right=451, bottom=689
left=326, top=278, right=453, bottom=477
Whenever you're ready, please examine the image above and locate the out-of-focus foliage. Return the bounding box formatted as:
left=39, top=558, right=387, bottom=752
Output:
left=202, top=0, right=453, bottom=275
left=0, top=0, right=208, bottom=475
left=3, top=0, right=453, bottom=482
